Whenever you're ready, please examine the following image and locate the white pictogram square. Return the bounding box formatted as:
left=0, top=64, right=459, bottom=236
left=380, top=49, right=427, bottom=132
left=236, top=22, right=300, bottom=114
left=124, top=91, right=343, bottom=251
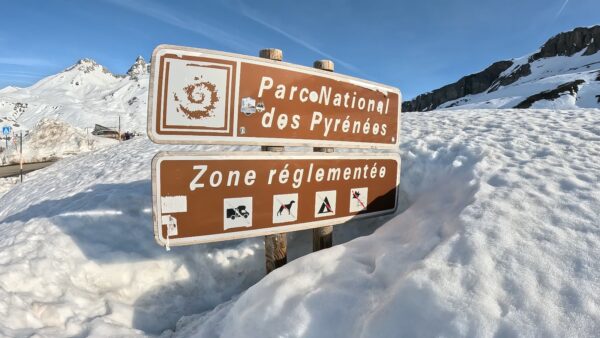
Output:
left=349, top=187, right=368, bottom=213
left=166, top=59, right=229, bottom=128
left=273, top=193, right=298, bottom=224
left=315, top=190, right=336, bottom=218
left=224, top=197, right=252, bottom=230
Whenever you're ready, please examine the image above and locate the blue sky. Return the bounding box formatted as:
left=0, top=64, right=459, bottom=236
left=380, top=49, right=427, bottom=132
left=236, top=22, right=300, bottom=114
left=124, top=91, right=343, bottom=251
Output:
left=0, top=0, right=598, bottom=99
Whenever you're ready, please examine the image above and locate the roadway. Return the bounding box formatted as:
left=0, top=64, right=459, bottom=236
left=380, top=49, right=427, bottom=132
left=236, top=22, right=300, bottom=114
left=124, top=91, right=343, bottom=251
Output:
left=0, top=161, right=56, bottom=178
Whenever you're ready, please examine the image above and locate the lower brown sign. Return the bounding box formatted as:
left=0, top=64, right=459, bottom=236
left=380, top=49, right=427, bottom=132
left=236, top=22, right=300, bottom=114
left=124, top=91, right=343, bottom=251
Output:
left=152, top=152, right=400, bottom=247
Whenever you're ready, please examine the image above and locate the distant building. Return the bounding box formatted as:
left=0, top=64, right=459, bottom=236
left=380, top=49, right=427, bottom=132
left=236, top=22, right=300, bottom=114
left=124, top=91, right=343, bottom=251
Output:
left=91, top=124, right=120, bottom=139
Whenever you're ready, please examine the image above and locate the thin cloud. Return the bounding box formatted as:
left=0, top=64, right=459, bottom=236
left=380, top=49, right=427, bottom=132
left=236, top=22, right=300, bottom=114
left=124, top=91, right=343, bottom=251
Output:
left=104, top=0, right=259, bottom=53
left=0, top=57, right=53, bottom=67
left=556, top=0, right=570, bottom=17
left=239, top=8, right=366, bottom=76
left=0, top=71, right=43, bottom=79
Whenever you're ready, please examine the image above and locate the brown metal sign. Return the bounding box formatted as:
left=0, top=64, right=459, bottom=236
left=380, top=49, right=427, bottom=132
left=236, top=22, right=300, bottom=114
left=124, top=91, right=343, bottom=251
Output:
left=152, top=152, right=400, bottom=246
left=147, top=45, right=402, bottom=149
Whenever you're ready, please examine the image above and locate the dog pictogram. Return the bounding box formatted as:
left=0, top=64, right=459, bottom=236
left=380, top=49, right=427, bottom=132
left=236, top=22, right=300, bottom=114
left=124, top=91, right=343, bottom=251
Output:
left=272, top=193, right=299, bottom=224
left=277, top=200, right=296, bottom=216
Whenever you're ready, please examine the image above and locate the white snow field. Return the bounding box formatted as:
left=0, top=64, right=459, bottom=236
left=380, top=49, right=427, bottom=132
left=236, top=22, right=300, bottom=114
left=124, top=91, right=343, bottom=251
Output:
left=0, top=109, right=598, bottom=337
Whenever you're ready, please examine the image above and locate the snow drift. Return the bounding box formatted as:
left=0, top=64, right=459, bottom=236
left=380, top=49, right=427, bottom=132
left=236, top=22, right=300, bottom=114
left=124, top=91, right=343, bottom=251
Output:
left=0, top=109, right=599, bottom=337
left=1, top=118, right=117, bottom=165
left=171, top=109, right=600, bottom=337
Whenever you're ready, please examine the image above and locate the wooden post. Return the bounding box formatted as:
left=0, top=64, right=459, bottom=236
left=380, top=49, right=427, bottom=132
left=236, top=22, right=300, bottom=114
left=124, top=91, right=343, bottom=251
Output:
left=260, top=48, right=288, bottom=274
left=19, top=131, right=23, bottom=182
left=312, top=59, right=335, bottom=252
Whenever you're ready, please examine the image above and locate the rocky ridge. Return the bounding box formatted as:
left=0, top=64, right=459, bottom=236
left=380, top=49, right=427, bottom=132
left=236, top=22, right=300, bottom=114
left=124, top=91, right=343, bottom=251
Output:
left=403, top=25, right=600, bottom=111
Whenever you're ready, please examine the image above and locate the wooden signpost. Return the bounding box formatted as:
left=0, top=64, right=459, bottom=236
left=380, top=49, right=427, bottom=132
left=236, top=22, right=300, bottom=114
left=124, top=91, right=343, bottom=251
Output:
left=147, top=45, right=402, bottom=274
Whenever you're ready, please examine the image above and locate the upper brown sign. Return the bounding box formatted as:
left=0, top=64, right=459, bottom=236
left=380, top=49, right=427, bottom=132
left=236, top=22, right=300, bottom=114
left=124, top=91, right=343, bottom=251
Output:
left=152, top=152, right=400, bottom=247
left=148, top=45, right=402, bottom=149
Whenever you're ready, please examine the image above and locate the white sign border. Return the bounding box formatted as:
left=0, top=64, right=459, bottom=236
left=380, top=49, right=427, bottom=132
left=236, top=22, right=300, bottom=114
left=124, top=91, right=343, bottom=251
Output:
left=152, top=151, right=401, bottom=247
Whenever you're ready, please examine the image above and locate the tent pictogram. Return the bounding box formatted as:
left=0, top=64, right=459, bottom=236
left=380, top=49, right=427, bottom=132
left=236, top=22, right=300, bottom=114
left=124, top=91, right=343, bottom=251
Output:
left=318, top=197, right=333, bottom=214
left=314, top=190, right=336, bottom=218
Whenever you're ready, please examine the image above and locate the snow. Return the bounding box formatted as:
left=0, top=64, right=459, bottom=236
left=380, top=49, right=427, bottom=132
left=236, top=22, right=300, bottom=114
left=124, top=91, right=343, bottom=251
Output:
left=0, top=57, right=149, bottom=133
left=439, top=50, right=600, bottom=110
left=170, top=109, right=600, bottom=337
left=0, top=108, right=598, bottom=337
left=0, top=138, right=392, bottom=337
left=1, top=118, right=118, bottom=165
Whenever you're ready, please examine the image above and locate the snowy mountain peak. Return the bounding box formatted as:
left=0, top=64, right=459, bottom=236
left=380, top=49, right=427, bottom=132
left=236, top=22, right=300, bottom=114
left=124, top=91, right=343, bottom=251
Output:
left=126, top=55, right=150, bottom=79
left=64, top=58, right=113, bottom=75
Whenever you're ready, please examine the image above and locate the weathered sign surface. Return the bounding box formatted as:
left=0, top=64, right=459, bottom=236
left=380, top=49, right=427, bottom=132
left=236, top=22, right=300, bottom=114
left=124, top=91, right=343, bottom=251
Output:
left=152, top=152, right=400, bottom=246
left=148, top=45, right=402, bottom=149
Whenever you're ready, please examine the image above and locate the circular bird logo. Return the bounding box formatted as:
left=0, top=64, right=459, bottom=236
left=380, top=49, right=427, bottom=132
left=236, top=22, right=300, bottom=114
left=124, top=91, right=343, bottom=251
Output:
left=173, top=76, right=219, bottom=120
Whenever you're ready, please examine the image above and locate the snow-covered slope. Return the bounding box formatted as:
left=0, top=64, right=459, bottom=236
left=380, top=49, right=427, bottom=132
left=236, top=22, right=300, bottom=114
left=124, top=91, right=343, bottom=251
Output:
left=0, top=57, right=149, bottom=133
left=440, top=51, right=600, bottom=110
left=404, top=26, right=600, bottom=111
left=170, top=109, right=600, bottom=337
left=0, top=109, right=598, bottom=337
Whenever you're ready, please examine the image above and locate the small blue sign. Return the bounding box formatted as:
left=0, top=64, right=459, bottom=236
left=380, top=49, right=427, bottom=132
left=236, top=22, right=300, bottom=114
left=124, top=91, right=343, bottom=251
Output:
left=1, top=126, right=11, bottom=136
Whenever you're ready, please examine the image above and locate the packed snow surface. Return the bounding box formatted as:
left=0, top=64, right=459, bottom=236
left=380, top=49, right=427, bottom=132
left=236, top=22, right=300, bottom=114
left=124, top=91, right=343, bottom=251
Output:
left=0, top=109, right=599, bottom=337
left=172, top=109, right=600, bottom=337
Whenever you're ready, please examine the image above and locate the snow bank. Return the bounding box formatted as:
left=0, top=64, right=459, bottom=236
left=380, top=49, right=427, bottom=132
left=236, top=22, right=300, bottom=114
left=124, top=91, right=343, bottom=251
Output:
left=0, top=138, right=391, bottom=337
left=0, top=140, right=257, bottom=336
left=1, top=118, right=118, bottom=165
left=170, top=109, right=600, bottom=337
left=1, top=109, right=599, bottom=337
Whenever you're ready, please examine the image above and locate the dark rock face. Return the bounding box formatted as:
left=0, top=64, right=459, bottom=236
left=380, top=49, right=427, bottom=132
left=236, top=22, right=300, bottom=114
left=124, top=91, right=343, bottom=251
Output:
left=530, top=26, right=600, bottom=60
left=514, top=80, right=585, bottom=109
left=402, top=60, right=513, bottom=112
left=404, top=25, right=600, bottom=111
left=488, top=64, right=531, bottom=92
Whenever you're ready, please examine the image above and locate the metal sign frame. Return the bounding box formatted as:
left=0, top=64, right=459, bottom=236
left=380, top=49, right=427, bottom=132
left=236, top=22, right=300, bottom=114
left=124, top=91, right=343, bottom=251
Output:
left=147, top=45, right=402, bottom=149
left=152, top=151, right=401, bottom=247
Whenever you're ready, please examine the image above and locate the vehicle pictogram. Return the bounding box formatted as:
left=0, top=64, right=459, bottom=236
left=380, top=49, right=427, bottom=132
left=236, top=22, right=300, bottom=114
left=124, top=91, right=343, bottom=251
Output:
left=223, top=197, right=253, bottom=230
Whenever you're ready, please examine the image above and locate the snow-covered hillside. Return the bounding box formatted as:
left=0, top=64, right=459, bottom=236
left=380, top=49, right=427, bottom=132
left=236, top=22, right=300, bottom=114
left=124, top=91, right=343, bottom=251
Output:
left=0, top=56, right=149, bottom=133
left=440, top=51, right=600, bottom=110
left=0, top=109, right=598, bottom=337
left=404, top=26, right=600, bottom=111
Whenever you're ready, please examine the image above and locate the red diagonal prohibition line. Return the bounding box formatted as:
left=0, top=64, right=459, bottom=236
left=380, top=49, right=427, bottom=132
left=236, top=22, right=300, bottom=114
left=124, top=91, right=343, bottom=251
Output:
left=352, top=191, right=366, bottom=209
